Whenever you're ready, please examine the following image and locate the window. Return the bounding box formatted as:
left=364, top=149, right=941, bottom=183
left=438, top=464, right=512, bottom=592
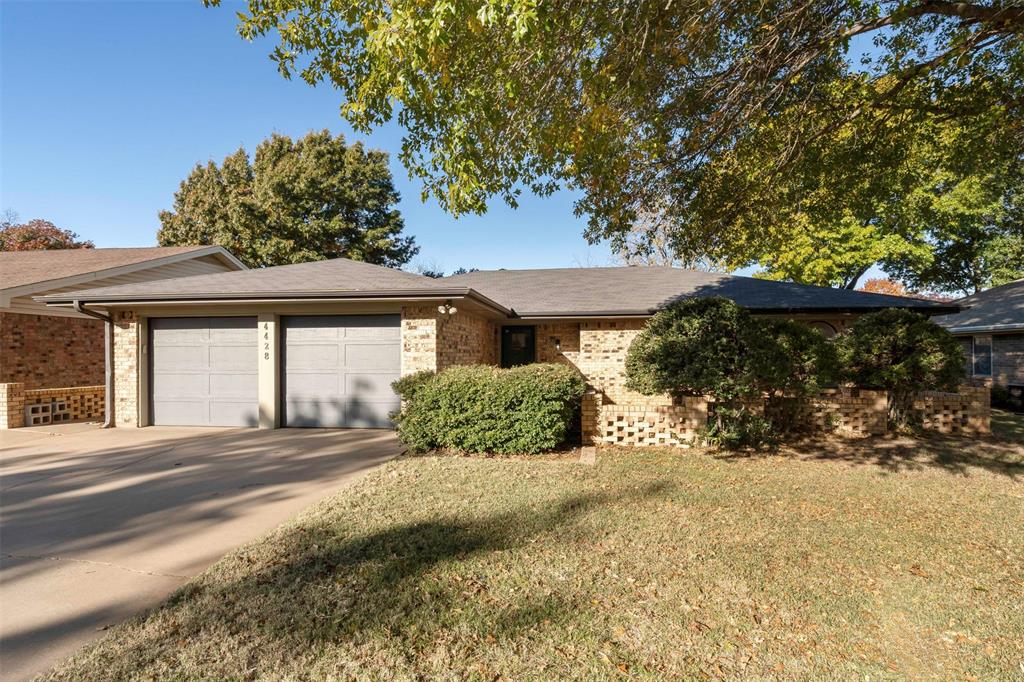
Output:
left=501, top=326, right=536, bottom=367
left=972, top=336, right=992, bottom=377
left=809, top=321, right=838, bottom=339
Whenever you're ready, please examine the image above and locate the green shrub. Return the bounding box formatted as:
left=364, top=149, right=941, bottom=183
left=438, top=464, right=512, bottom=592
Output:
left=699, top=406, right=779, bottom=449
left=393, top=363, right=586, bottom=454
left=753, top=317, right=838, bottom=396
left=625, top=298, right=834, bottom=447
left=991, top=384, right=1011, bottom=407
left=391, top=370, right=436, bottom=401
left=833, top=309, right=964, bottom=429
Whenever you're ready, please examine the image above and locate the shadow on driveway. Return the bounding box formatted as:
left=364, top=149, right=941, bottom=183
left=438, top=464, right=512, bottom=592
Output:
left=0, top=425, right=400, bottom=681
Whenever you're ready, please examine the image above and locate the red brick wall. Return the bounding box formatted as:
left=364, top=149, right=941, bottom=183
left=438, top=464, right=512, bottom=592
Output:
left=0, top=312, right=104, bottom=389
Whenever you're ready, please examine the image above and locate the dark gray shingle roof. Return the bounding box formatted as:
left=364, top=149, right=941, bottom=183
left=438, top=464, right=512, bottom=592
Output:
left=441, top=266, right=957, bottom=316
left=41, top=259, right=958, bottom=317
left=40, top=257, right=459, bottom=302
left=934, top=279, right=1024, bottom=333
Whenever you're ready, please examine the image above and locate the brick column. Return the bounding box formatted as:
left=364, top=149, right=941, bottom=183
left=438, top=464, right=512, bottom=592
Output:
left=0, top=383, right=26, bottom=429
left=581, top=390, right=602, bottom=445
left=113, top=311, right=140, bottom=427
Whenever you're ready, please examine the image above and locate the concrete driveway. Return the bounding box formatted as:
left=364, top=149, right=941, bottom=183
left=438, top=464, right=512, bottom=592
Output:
left=0, top=424, right=400, bottom=681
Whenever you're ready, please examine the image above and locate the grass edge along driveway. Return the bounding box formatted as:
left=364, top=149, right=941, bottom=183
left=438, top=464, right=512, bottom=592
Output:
left=43, top=437, right=1024, bottom=680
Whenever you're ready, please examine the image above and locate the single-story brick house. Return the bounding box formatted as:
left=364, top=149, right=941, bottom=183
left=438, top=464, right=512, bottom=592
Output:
left=0, top=246, right=245, bottom=427
left=36, top=257, right=958, bottom=431
left=936, top=278, right=1024, bottom=395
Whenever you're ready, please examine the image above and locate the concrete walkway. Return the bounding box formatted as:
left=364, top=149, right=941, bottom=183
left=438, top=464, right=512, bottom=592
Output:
left=0, top=424, right=400, bottom=681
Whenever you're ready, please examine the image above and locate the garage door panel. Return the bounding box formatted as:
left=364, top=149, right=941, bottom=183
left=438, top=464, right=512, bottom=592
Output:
left=283, top=315, right=400, bottom=429
left=152, top=345, right=210, bottom=371
left=150, top=317, right=258, bottom=427
left=285, top=344, right=340, bottom=369
left=285, top=371, right=342, bottom=397
left=209, top=401, right=259, bottom=427
left=344, top=373, right=399, bottom=400
left=152, top=373, right=209, bottom=397
left=345, top=399, right=396, bottom=428
left=151, top=400, right=208, bottom=427
left=209, top=325, right=257, bottom=344
left=346, top=343, right=401, bottom=369
left=209, top=373, right=259, bottom=398
left=284, top=399, right=347, bottom=428
left=344, top=317, right=400, bottom=339
left=286, top=327, right=341, bottom=342
left=209, top=346, right=258, bottom=370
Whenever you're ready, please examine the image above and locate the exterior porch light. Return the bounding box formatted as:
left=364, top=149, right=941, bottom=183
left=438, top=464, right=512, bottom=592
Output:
left=437, top=300, right=458, bottom=316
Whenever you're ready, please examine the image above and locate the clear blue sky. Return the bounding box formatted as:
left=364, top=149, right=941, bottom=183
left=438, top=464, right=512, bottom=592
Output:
left=0, top=0, right=616, bottom=273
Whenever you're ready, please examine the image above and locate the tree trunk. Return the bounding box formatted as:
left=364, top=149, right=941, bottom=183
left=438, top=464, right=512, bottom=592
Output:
left=843, top=264, right=872, bottom=290
left=888, top=389, right=920, bottom=431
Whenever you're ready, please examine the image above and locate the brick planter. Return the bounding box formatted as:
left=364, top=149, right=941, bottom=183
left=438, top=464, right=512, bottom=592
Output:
left=0, top=383, right=105, bottom=429
left=583, top=385, right=990, bottom=447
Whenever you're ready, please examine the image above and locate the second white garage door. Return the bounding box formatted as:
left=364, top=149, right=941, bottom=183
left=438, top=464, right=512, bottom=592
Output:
left=281, top=315, right=401, bottom=428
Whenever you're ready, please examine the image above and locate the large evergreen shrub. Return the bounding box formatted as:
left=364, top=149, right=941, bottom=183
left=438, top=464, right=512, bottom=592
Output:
left=392, top=363, right=586, bottom=454
left=625, top=298, right=834, bottom=447
left=832, top=309, right=964, bottom=428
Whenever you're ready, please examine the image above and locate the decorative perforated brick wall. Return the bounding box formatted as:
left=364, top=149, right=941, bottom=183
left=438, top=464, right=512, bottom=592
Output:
left=584, top=385, right=988, bottom=446
left=768, top=388, right=889, bottom=437
left=0, top=382, right=104, bottom=428
left=915, top=385, right=990, bottom=435
left=0, top=312, right=104, bottom=389
left=582, top=391, right=707, bottom=446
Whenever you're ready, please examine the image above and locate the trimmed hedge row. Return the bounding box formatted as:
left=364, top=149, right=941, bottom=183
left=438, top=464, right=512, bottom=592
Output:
left=392, top=363, right=586, bottom=454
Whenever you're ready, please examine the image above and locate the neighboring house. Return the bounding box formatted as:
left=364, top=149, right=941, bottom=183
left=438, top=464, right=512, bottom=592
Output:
left=0, top=247, right=245, bottom=427
left=935, top=278, right=1024, bottom=390
left=38, top=259, right=956, bottom=430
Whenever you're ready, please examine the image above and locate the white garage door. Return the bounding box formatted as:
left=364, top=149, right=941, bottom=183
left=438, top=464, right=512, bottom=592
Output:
left=149, top=317, right=258, bottom=427
left=282, top=315, right=401, bottom=428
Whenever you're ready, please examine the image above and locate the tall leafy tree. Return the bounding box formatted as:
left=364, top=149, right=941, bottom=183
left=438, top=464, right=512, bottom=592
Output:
left=210, top=0, right=1023, bottom=272
left=158, top=130, right=418, bottom=268
left=0, top=218, right=94, bottom=250
left=883, top=161, right=1024, bottom=294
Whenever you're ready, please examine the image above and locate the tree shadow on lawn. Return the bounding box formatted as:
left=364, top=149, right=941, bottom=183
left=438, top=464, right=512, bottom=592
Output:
left=49, top=481, right=673, bottom=678
left=720, top=433, right=1024, bottom=479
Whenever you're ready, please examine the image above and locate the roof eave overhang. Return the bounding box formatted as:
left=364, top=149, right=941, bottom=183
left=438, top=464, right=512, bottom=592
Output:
left=43, top=287, right=513, bottom=317
left=945, top=323, right=1024, bottom=335
left=744, top=305, right=961, bottom=315
left=512, top=304, right=960, bottom=319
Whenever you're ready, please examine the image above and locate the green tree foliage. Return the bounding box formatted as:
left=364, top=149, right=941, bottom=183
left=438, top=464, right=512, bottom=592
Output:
left=158, top=130, right=417, bottom=268
left=213, top=0, right=1023, bottom=279
left=626, top=298, right=833, bottom=400
left=987, top=233, right=1024, bottom=287
left=625, top=298, right=834, bottom=446
left=833, top=309, right=964, bottom=428
left=393, top=364, right=586, bottom=454
left=0, top=218, right=93, bottom=250
left=884, top=163, right=1024, bottom=294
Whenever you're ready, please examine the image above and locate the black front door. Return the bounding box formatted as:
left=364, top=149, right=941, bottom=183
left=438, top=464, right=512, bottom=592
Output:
left=501, top=326, right=536, bottom=367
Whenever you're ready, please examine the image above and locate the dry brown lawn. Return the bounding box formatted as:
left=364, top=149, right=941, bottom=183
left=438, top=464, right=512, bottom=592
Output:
left=44, top=431, right=1023, bottom=680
